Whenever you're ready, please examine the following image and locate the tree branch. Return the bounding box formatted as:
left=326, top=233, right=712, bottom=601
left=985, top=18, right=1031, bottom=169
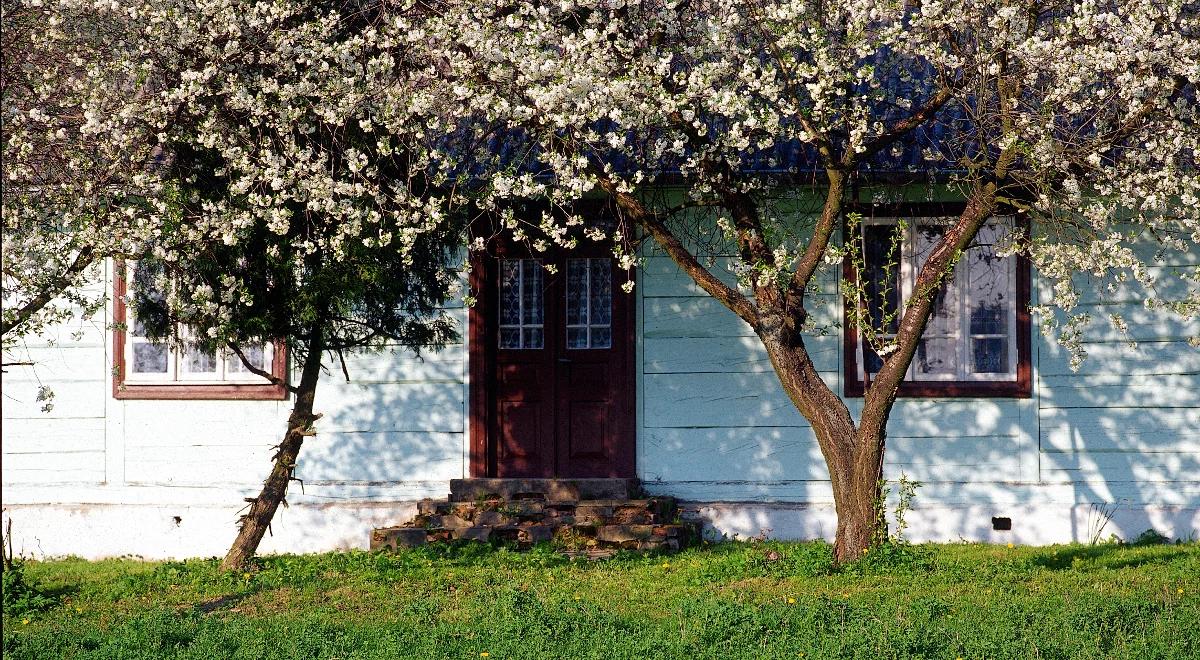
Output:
left=845, top=83, right=958, bottom=169
left=593, top=174, right=760, bottom=327
left=228, top=341, right=298, bottom=394
left=1, top=246, right=96, bottom=336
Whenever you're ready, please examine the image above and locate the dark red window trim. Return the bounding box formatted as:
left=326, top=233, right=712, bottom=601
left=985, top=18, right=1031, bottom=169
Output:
left=112, top=263, right=288, bottom=401
left=842, top=201, right=1032, bottom=399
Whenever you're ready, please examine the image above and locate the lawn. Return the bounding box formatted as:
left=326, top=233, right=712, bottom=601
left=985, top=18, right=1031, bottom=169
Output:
left=2, top=540, right=1197, bottom=659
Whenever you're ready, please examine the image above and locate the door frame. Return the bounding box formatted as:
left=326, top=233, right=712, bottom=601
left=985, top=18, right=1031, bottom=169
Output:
left=467, top=228, right=637, bottom=478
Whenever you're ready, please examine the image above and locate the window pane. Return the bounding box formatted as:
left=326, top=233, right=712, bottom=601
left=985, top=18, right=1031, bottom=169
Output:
left=227, top=345, right=265, bottom=373
left=967, top=225, right=1012, bottom=336
left=913, top=225, right=958, bottom=337
left=500, top=327, right=521, bottom=349
left=916, top=337, right=958, bottom=376
left=589, top=259, right=612, bottom=325
left=500, top=260, right=521, bottom=326
left=183, top=345, right=218, bottom=374
left=523, top=327, right=543, bottom=349
left=591, top=326, right=612, bottom=349
left=972, top=337, right=1009, bottom=373
left=521, top=260, right=543, bottom=325
left=566, top=259, right=587, bottom=325
left=862, top=224, right=901, bottom=332
left=567, top=327, right=588, bottom=349
left=132, top=342, right=168, bottom=373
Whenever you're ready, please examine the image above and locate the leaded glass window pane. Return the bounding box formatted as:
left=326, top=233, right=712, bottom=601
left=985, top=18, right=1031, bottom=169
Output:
left=565, top=258, right=612, bottom=349
left=498, top=258, right=544, bottom=349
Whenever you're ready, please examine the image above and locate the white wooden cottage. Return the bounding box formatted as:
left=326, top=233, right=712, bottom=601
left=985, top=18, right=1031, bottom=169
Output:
left=3, top=200, right=1198, bottom=558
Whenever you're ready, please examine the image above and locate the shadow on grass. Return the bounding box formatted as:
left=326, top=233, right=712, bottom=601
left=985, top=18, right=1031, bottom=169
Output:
left=1029, top=543, right=1192, bottom=571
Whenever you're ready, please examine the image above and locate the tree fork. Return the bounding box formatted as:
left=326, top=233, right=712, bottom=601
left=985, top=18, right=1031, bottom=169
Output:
left=220, top=328, right=325, bottom=572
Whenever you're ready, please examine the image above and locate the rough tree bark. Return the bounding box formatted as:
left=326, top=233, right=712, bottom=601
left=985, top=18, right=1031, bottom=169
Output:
left=220, top=327, right=325, bottom=571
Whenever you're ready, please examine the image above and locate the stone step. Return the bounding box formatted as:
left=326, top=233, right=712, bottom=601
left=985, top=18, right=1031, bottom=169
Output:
left=448, top=478, right=640, bottom=502
left=373, top=481, right=698, bottom=557
left=414, top=497, right=678, bottom=526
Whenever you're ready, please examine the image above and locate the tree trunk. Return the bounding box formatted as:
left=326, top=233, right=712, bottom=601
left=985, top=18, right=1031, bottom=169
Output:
left=760, top=336, right=886, bottom=564
left=830, top=440, right=886, bottom=564
left=220, top=329, right=324, bottom=571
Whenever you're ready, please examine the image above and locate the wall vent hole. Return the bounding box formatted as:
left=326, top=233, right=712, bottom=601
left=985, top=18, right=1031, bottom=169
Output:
left=991, top=516, right=1012, bottom=531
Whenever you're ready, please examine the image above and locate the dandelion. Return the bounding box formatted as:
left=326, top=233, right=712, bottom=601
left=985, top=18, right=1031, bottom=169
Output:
left=662, top=562, right=671, bottom=569
left=480, top=653, right=490, bottom=657
left=1179, top=588, right=1185, bottom=594
left=243, top=572, right=252, bottom=580
left=1006, top=542, right=1014, bottom=549
left=787, top=597, right=796, bottom=604
left=22, top=619, right=30, bottom=625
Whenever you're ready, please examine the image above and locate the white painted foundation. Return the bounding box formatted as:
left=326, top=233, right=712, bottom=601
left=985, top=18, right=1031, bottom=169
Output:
left=2, top=498, right=1195, bottom=560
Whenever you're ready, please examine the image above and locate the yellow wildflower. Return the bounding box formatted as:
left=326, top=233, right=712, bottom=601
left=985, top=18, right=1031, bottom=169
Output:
left=480, top=653, right=490, bottom=657
left=787, top=597, right=796, bottom=604
left=22, top=619, right=30, bottom=625
left=1006, top=542, right=1014, bottom=549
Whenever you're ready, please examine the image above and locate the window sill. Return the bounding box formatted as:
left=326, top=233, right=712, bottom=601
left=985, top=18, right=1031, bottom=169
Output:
left=112, top=383, right=289, bottom=401
left=843, top=380, right=1032, bottom=399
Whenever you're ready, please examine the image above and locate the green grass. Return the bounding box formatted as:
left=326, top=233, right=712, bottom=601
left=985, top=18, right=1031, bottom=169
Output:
left=3, top=541, right=1197, bottom=659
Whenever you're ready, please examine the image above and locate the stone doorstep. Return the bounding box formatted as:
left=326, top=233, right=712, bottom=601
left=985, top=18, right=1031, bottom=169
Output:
left=448, top=478, right=640, bottom=502
left=370, top=527, right=428, bottom=550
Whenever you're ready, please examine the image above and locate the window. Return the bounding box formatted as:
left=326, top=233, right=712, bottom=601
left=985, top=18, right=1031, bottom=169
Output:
left=844, top=207, right=1031, bottom=397
left=113, top=262, right=287, bottom=399
left=499, top=258, right=545, bottom=349
left=565, top=258, right=612, bottom=349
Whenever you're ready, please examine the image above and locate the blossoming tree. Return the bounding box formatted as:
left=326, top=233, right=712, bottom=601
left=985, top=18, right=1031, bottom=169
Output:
left=10, top=0, right=474, bottom=569
left=1, top=3, right=164, bottom=361
left=417, top=0, right=1199, bottom=561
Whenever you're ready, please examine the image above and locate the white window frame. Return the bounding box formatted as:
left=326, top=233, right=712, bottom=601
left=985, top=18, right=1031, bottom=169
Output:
left=122, top=263, right=275, bottom=386
left=856, top=216, right=1019, bottom=384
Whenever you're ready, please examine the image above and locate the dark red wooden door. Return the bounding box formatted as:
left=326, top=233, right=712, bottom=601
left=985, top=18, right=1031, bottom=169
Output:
left=471, top=245, right=634, bottom=478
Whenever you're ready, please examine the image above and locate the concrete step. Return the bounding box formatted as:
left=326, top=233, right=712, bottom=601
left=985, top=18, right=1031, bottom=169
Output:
left=448, top=478, right=640, bottom=502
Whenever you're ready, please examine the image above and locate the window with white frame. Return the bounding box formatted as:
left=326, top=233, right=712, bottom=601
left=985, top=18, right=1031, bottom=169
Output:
left=120, top=261, right=275, bottom=386
left=856, top=216, right=1020, bottom=384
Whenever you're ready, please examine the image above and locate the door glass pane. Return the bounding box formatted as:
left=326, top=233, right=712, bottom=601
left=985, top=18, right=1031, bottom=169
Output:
left=565, top=258, right=612, bottom=349
left=499, top=258, right=544, bottom=349
left=567, top=327, right=588, bottom=349
left=521, top=260, right=543, bottom=325
left=500, top=260, right=521, bottom=326
left=566, top=259, right=587, bottom=326
left=589, top=259, right=612, bottom=326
